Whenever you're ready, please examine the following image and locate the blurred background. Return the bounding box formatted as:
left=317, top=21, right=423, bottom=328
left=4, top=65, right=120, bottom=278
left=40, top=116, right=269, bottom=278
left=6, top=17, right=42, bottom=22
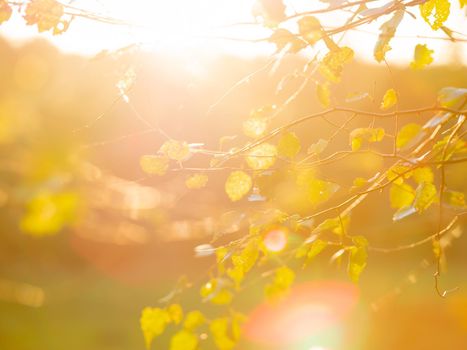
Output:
left=0, top=33, right=466, bottom=349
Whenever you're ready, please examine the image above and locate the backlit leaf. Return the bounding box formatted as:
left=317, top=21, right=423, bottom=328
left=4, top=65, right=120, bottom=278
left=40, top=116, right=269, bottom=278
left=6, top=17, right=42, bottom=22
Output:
left=210, top=318, right=236, bottom=350
left=24, top=0, right=68, bottom=34
left=308, top=178, right=340, bottom=205
left=432, top=135, right=467, bottom=161
left=412, top=167, right=434, bottom=184
left=243, top=117, right=268, bottom=138
left=185, top=173, right=208, bottom=189
left=381, top=88, right=397, bottom=110
left=306, top=239, right=328, bottom=261
left=437, top=87, right=467, bottom=107
left=396, top=123, right=422, bottom=149
left=350, top=127, right=385, bottom=151
left=410, top=44, right=434, bottom=70
left=265, top=266, right=295, bottom=300
left=200, top=279, right=233, bottom=305
left=390, top=183, right=415, bottom=209
left=345, top=91, right=370, bottom=103
left=268, top=28, right=307, bottom=53
left=352, top=177, right=367, bottom=189
left=420, top=0, right=450, bottom=30
left=308, top=138, right=329, bottom=155
left=317, top=82, right=331, bottom=108
left=277, top=132, right=301, bottom=159
left=319, top=46, right=354, bottom=83
left=374, top=9, right=404, bottom=62
left=298, top=16, right=322, bottom=45
left=443, top=190, right=466, bottom=209
left=225, top=171, right=252, bottom=201
left=432, top=238, right=441, bottom=259
left=393, top=205, right=417, bottom=221
left=246, top=143, right=277, bottom=170
left=414, top=182, right=437, bottom=211
left=0, top=0, right=12, bottom=25
left=312, top=215, right=349, bottom=236
left=140, top=307, right=171, bottom=349
left=167, top=304, right=183, bottom=325
left=387, top=164, right=412, bottom=185
left=160, top=140, right=190, bottom=161
left=20, top=192, right=79, bottom=236
left=170, top=330, right=198, bottom=350
left=140, top=155, right=169, bottom=176
left=183, top=310, right=205, bottom=331
left=348, top=236, right=368, bottom=283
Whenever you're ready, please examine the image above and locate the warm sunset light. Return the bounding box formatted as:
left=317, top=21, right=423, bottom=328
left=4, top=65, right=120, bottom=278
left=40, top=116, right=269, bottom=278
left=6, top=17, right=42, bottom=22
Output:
left=243, top=281, right=359, bottom=347
left=1, top=1, right=466, bottom=350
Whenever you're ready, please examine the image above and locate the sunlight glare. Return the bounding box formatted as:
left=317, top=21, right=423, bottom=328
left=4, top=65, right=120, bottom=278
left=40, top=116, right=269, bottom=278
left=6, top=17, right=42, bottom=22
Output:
left=244, top=280, right=359, bottom=346
left=263, top=228, right=288, bottom=252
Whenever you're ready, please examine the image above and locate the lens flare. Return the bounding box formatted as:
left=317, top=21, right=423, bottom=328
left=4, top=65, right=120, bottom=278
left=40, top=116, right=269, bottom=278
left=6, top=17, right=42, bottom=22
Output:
left=243, top=280, right=359, bottom=346
left=263, top=228, right=288, bottom=252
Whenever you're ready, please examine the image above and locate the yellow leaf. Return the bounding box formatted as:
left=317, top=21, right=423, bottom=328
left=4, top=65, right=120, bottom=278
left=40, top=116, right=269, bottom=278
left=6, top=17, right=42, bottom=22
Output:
left=160, top=140, right=190, bottom=161
left=225, top=171, right=252, bottom=201
left=167, top=304, right=183, bottom=325
left=437, top=87, right=467, bottom=108
left=319, top=46, right=354, bottom=83
left=381, top=88, right=398, bottom=110
left=24, top=0, right=67, bottom=34
left=226, top=265, right=244, bottom=289
left=390, top=183, right=415, bottom=209
left=420, top=0, right=450, bottom=30
left=243, top=117, right=268, bottom=138
left=200, top=279, right=233, bottom=305
left=374, top=10, right=404, bottom=62
left=265, top=266, right=295, bottom=300
left=460, top=0, right=466, bottom=8
left=443, top=190, right=466, bottom=209
left=277, top=132, right=301, bottom=159
left=308, top=178, right=340, bottom=205
left=210, top=318, right=236, bottom=350
left=432, top=238, right=441, bottom=259
left=140, top=307, right=171, bottom=349
left=432, top=135, right=467, bottom=162
left=349, top=128, right=385, bottom=151
left=298, top=16, right=322, bottom=45
left=396, top=123, right=422, bottom=149
left=20, top=192, right=79, bottom=236
left=170, top=330, right=198, bottom=350
left=246, top=143, right=277, bottom=170
left=317, top=82, right=331, bottom=108
left=348, top=236, right=368, bottom=283
left=387, top=164, right=412, bottom=185
left=268, top=28, right=307, bottom=53
left=183, top=310, right=205, bottom=331
left=306, top=239, right=328, bottom=261
left=231, top=312, right=247, bottom=341
left=185, top=173, right=208, bottom=189
left=228, top=238, right=260, bottom=288
left=412, top=167, right=434, bottom=184
left=410, top=44, right=434, bottom=70
left=308, top=138, right=328, bottom=155
left=352, top=177, right=368, bottom=189
left=414, top=182, right=437, bottom=211
left=312, top=215, right=349, bottom=236
left=140, top=155, right=169, bottom=176
left=0, top=0, right=12, bottom=25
